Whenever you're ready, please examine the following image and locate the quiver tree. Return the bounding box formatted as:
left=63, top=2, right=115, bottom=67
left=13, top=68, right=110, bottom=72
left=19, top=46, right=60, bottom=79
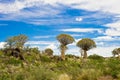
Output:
left=4, top=34, right=28, bottom=60
left=76, top=38, right=96, bottom=59
left=5, top=34, right=28, bottom=49
left=45, top=48, right=53, bottom=57
left=112, top=48, right=120, bottom=57
left=57, top=34, right=75, bottom=60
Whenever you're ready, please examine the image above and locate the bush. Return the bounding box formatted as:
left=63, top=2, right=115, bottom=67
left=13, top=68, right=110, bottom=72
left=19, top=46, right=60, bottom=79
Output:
left=40, top=55, right=52, bottom=62
left=6, top=57, right=22, bottom=66
left=88, top=54, right=104, bottom=60
left=0, top=72, right=10, bottom=80
left=77, top=69, right=102, bottom=80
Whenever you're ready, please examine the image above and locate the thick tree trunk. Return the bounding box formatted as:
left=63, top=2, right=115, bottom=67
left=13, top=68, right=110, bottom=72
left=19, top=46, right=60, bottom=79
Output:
left=83, top=50, right=87, bottom=59
left=61, top=46, right=65, bottom=60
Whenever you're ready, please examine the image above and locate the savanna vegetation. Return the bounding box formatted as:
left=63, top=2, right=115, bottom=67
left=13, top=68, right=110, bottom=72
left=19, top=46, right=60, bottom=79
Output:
left=0, top=34, right=120, bottom=80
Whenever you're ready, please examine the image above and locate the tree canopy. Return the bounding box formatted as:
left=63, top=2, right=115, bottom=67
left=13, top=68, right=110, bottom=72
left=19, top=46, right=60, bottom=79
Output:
left=57, top=34, right=75, bottom=46
left=77, top=38, right=96, bottom=51
left=45, top=48, right=53, bottom=56
left=5, top=34, right=28, bottom=49
left=77, top=38, right=96, bottom=58
left=112, top=48, right=120, bottom=57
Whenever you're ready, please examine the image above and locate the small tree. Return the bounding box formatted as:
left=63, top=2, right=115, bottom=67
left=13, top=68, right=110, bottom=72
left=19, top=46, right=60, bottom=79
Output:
left=76, top=38, right=96, bottom=59
left=57, top=34, right=74, bottom=60
left=5, top=34, right=28, bottom=49
left=112, top=48, right=120, bottom=57
left=45, top=48, right=53, bottom=56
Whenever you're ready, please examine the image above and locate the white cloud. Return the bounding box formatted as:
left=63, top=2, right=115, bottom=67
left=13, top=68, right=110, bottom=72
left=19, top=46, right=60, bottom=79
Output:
left=66, top=47, right=80, bottom=56
left=0, top=42, right=6, bottom=48
left=65, top=46, right=118, bottom=57
left=88, top=46, right=119, bottom=57
left=1, top=0, right=120, bottom=16
left=71, top=34, right=83, bottom=37
left=25, top=41, right=54, bottom=45
left=29, top=45, right=40, bottom=48
left=71, top=0, right=120, bottom=14
left=105, top=21, right=120, bottom=29
left=104, top=21, right=120, bottom=36
left=25, top=40, right=119, bottom=57
left=40, top=0, right=120, bottom=15
left=67, top=45, right=119, bottom=57
left=46, top=43, right=57, bottom=50
left=94, top=36, right=117, bottom=41
left=96, top=42, right=104, bottom=46
left=59, top=28, right=103, bottom=33
left=75, top=17, right=83, bottom=22
left=105, top=29, right=120, bottom=36
left=0, top=0, right=42, bottom=13
left=0, top=0, right=120, bottom=27
left=33, top=36, right=53, bottom=39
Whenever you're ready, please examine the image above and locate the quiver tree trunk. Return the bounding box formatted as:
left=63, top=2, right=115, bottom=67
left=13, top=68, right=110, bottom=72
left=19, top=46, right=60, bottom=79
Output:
left=83, top=50, right=87, bottom=59
left=60, top=45, right=66, bottom=60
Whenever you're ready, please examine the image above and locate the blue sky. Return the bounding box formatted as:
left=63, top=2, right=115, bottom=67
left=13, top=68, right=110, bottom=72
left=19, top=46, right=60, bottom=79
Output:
left=0, top=0, right=120, bottom=57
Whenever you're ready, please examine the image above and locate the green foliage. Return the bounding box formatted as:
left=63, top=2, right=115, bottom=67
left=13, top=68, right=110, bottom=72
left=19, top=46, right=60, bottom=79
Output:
left=44, top=48, right=53, bottom=56
left=57, top=34, right=75, bottom=60
left=76, top=38, right=96, bottom=58
left=0, top=50, right=4, bottom=57
left=104, top=58, right=120, bottom=78
left=112, top=48, right=120, bottom=57
left=29, top=66, right=57, bottom=80
left=40, top=55, right=52, bottom=62
left=1, top=54, right=120, bottom=80
left=0, top=74, right=10, bottom=80
left=88, top=54, right=104, bottom=60
left=1, top=34, right=120, bottom=80
left=15, top=74, right=25, bottom=80
left=5, top=34, right=28, bottom=49
left=76, top=38, right=96, bottom=51
left=57, top=34, right=75, bottom=46
left=77, top=69, right=102, bottom=80
left=6, top=57, right=23, bottom=66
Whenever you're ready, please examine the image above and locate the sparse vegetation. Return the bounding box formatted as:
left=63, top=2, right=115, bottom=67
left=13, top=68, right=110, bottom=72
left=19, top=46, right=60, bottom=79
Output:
left=0, top=34, right=120, bottom=80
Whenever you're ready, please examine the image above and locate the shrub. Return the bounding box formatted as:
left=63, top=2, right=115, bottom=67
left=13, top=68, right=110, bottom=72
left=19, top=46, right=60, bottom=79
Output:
left=88, top=54, right=104, bottom=60
left=44, top=48, right=53, bottom=56
left=40, top=55, right=52, bottom=62
left=77, top=69, right=102, bottom=80
left=6, top=57, right=22, bottom=66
